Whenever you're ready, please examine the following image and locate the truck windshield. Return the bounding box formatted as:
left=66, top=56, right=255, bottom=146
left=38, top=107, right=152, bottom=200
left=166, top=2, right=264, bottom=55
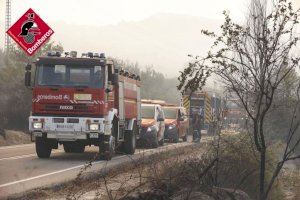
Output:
left=36, top=65, right=104, bottom=88
left=190, top=99, right=204, bottom=107
left=163, top=108, right=177, bottom=119
left=141, top=105, right=155, bottom=119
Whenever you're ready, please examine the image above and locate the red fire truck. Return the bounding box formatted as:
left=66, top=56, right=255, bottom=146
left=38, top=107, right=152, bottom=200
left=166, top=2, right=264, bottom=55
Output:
left=25, top=51, right=141, bottom=160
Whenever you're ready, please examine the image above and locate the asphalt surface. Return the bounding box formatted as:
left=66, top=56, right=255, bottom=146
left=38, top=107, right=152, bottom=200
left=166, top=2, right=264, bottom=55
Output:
left=0, top=136, right=202, bottom=199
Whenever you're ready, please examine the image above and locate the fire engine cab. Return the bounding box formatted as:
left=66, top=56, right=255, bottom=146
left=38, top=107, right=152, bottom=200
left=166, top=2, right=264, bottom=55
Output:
left=25, top=51, right=141, bottom=160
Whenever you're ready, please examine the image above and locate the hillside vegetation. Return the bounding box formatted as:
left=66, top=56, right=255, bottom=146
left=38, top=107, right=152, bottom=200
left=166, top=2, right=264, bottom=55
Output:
left=0, top=46, right=180, bottom=132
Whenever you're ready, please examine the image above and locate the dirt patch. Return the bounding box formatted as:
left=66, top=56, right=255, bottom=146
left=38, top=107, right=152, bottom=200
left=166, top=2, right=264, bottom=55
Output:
left=0, top=130, right=31, bottom=146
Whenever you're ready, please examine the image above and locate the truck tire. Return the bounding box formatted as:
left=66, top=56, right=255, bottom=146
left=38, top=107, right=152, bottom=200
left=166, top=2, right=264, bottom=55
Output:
left=99, top=136, right=115, bottom=161
left=36, top=137, right=52, bottom=158
left=63, top=143, right=72, bottom=153
left=173, top=129, right=179, bottom=143
left=158, top=137, right=164, bottom=146
left=152, top=136, right=159, bottom=148
left=182, top=129, right=188, bottom=142
left=63, top=143, right=85, bottom=153
left=123, top=128, right=136, bottom=155
left=123, top=130, right=136, bottom=154
left=74, top=145, right=85, bottom=153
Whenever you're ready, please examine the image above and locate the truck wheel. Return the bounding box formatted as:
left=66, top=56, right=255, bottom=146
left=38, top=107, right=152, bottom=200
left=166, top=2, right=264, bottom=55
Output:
left=123, top=122, right=137, bottom=154
left=99, top=136, right=115, bottom=161
left=63, top=143, right=72, bottom=153
left=36, top=137, right=52, bottom=158
left=182, top=129, right=188, bottom=142
left=173, top=130, right=179, bottom=143
left=152, top=136, right=159, bottom=148
left=123, top=129, right=136, bottom=155
left=74, top=145, right=85, bottom=153
left=158, top=138, right=164, bottom=146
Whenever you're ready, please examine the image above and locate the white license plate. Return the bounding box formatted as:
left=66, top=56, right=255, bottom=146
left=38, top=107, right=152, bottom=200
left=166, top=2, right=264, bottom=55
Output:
left=56, top=124, right=74, bottom=129
left=90, top=133, right=99, bottom=138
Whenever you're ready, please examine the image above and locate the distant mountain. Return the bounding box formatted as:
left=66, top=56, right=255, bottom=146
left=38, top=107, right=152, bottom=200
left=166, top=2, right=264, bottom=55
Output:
left=0, top=13, right=221, bottom=76
left=50, top=13, right=221, bottom=77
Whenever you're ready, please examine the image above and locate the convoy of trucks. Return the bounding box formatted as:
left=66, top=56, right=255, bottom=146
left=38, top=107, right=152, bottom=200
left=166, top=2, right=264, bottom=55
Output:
left=25, top=51, right=223, bottom=160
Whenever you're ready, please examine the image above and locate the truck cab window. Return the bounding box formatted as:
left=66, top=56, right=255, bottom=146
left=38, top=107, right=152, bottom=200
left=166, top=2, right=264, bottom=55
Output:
left=70, top=68, right=90, bottom=84
left=141, top=105, right=155, bottom=119
left=36, top=65, right=104, bottom=88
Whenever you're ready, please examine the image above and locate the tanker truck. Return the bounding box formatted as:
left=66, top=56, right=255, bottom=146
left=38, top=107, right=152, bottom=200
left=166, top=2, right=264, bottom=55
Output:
left=25, top=51, right=141, bottom=160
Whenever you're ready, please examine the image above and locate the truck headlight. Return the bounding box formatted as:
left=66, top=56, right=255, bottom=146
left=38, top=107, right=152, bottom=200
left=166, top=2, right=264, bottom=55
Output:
left=33, top=122, right=43, bottom=129
left=147, top=125, right=156, bottom=132
left=168, top=124, right=176, bottom=130
left=89, top=123, right=99, bottom=131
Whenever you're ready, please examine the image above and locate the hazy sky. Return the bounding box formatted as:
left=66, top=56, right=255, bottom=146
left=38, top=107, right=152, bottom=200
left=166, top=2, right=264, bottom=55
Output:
left=0, top=0, right=250, bottom=25
left=1, top=0, right=299, bottom=42
left=1, top=0, right=299, bottom=76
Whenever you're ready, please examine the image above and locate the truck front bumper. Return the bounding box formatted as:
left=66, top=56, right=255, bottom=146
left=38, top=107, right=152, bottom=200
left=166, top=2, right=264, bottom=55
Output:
left=138, top=127, right=158, bottom=144
left=164, top=126, right=178, bottom=140
left=29, top=116, right=107, bottom=141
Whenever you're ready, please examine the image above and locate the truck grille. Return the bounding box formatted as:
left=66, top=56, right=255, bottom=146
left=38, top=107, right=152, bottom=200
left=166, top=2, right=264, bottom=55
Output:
left=43, top=104, right=88, bottom=112
left=141, top=127, right=148, bottom=134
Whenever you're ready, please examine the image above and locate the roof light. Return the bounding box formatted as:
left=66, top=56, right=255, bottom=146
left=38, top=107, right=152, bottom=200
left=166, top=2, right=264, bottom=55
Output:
left=100, top=53, right=105, bottom=58
left=87, top=52, right=93, bottom=58
left=47, top=51, right=61, bottom=57
left=70, top=51, right=77, bottom=58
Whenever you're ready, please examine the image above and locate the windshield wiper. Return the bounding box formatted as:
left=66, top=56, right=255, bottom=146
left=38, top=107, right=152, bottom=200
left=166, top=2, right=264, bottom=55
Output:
left=73, top=85, right=89, bottom=88
left=40, top=84, right=62, bottom=87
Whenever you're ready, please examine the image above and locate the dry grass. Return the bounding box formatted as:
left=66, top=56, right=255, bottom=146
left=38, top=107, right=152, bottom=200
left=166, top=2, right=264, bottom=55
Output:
left=141, top=133, right=286, bottom=200
left=279, top=169, right=300, bottom=200
left=0, top=130, right=31, bottom=146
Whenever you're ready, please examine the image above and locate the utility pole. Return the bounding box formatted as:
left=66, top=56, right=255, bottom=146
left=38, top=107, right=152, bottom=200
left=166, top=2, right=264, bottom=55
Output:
left=5, top=0, right=11, bottom=52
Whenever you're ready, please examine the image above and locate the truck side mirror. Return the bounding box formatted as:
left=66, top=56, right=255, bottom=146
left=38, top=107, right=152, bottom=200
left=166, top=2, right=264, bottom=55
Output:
left=105, top=88, right=112, bottom=93
left=25, top=64, right=32, bottom=87
left=157, top=118, right=164, bottom=122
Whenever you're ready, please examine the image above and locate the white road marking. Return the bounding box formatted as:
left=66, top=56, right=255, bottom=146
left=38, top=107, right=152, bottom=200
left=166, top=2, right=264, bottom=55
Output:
left=0, top=150, right=63, bottom=161
left=0, top=160, right=105, bottom=188
left=0, top=142, right=182, bottom=161
left=0, top=143, right=188, bottom=188
left=0, top=153, right=133, bottom=188
left=0, top=143, right=33, bottom=150
left=0, top=154, right=37, bottom=161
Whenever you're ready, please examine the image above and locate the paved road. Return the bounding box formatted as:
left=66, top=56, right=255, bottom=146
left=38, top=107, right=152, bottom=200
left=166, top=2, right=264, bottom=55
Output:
left=0, top=136, right=204, bottom=199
